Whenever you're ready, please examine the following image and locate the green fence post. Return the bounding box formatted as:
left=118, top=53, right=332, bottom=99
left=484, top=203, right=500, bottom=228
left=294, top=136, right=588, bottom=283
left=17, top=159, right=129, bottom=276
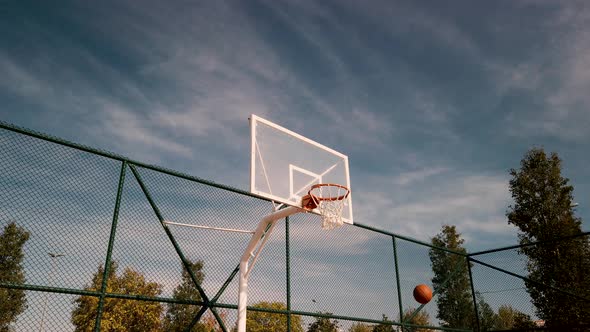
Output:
left=467, top=257, right=480, bottom=332
left=94, top=161, right=127, bottom=331
left=392, top=236, right=404, bottom=329
left=286, top=216, right=292, bottom=332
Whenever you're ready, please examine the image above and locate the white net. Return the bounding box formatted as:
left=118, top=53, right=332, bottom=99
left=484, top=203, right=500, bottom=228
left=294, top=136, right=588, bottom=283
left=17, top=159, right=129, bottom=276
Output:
left=310, top=184, right=349, bottom=230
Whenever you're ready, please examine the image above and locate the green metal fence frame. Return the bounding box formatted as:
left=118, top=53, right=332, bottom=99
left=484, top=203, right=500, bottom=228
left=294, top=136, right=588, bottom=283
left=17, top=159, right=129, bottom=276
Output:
left=0, top=120, right=474, bottom=332
left=4, top=120, right=586, bottom=331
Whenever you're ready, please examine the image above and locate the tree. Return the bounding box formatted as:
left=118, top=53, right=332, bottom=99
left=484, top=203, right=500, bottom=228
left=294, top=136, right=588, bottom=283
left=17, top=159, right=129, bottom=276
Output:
left=307, top=312, right=339, bottom=332
left=163, top=260, right=209, bottom=332
left=495, top=305, right=534, bottom=330
left=474, top=292, right=497, bottom=331
left=512, top=311, right=536, bottom=329
left=201, top=310, right=229, bottom=332
left=401, top=308, right=432, bottom=332
left=71, top=261, right=163, bottom=331
left=507, top=148, right=590, bottom=327
left=237, top=301, right=303, bottom=332
left=429, top=225, right=474, bottom=329
left=372, top=314, right=394, bottom=332
left=349, top=322, right=372, bottom=332
left=0, top=222, right=30, bottom=331
left=495, top=305, right=517, bottom=330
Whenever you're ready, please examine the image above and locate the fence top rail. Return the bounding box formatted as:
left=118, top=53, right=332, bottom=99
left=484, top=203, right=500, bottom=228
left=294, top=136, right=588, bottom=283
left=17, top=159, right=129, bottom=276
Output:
left=353, top=222, right=467, bottom=256
left=468, top=230, right=590, bottom=257
left=0, top=120, right=265, bottom=201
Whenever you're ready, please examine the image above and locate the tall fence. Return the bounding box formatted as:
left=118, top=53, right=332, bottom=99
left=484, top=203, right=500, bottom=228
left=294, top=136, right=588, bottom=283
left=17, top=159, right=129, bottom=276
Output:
left=0, top=121, right=588, bottom=332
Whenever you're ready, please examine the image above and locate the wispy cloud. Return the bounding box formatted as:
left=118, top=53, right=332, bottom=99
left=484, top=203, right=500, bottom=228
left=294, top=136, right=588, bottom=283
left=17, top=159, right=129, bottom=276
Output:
left=392, top=167, right=450, bottom=186
left=356, top=173, right=513, bottom=249
left=2, top=0, right=459, bottom=177
left=499, top=1, right=590, bottom=142
left=102, top=105, right=193, bottom=157
left=2, top=0, right=588, bottom=248
left=0, top=54, right=49, bottom=97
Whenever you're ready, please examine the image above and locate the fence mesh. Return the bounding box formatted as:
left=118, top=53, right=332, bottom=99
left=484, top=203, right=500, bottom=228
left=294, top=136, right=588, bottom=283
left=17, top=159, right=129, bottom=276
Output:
left=469, top=234, right=590, bottom=331
left=0, top=121, right=588, bottom=332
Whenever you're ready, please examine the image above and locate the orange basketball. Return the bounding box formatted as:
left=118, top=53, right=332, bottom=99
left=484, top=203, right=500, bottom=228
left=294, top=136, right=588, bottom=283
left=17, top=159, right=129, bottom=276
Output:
left=413, top=284, right=432, bottom=304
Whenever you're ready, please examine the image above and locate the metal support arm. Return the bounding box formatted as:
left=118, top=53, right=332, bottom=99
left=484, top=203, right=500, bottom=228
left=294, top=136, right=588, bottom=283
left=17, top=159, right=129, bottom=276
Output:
left=237, top=206, right=303, bottom=332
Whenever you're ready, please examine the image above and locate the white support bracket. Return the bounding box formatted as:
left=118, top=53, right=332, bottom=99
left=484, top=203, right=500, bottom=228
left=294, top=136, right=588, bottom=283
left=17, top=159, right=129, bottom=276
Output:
left=237, top=206, right=303, bottom=332
left=163, top=220, right=255, bottom=234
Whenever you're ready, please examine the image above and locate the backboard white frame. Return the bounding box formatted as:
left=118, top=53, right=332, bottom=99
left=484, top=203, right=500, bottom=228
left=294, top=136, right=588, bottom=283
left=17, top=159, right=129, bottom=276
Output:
left=249, top=114, right=353, bottom=224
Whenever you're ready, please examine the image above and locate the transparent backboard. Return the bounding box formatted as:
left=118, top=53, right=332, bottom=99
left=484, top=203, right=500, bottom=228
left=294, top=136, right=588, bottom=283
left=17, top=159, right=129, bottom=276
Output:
left=250, top=115, right=353, bottom=224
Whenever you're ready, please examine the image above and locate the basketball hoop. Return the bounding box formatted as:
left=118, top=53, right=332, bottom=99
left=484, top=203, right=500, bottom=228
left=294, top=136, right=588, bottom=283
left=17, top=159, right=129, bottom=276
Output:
left=307, top=183, right=350, bottom=230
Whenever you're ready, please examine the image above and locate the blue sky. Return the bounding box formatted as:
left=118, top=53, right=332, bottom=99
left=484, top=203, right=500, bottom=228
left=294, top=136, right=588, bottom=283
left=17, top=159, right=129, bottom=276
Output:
left=2, top=0, right=590, bottom=253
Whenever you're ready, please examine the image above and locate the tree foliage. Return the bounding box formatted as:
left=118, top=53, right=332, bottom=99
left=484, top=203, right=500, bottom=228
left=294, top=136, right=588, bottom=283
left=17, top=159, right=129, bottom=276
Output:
left=495, top=305, right=535, bottom=330
left=0, top=222, right=30, bottom=331
left=348, top=322, right=372, bottom=332
left=307, top=312, right=339, bottom=332
left=475, top=292, right=496, bottom=331
left=201, top=310, right=229, bottom=332
left=495, top=305, right=517, bottom=330
left=239, top=301, right=303, bottom=332
left=372, top=314, right=394, bottom=332
left=512, top=311, right=536, bottom=329
left=71, top=261, right=163, bottom=331
left=507, top=148, right=590, bottom=327
left=163, top=260, right=209, bottom=332
left=401, top=308, right=432, bottom=332
left=429, top=225, right=474, bottom=329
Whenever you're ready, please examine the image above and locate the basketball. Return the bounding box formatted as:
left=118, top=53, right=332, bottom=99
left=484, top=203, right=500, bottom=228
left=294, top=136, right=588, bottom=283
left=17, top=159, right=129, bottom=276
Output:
left=413, top=284, right=432, bottom=304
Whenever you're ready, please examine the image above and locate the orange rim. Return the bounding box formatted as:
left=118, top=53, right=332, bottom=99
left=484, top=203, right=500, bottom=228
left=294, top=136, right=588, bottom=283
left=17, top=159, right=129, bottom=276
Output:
left=308, top=183, right=350, bottom=202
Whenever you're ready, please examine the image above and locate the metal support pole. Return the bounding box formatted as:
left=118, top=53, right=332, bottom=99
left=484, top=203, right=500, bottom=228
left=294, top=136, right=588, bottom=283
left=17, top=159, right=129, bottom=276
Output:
left=237, top=206, right=302, bottom=332
left=286, top=216, right=292, bottom=332
left=392, top=236, right=404, bottom=328
left=95, top=161, right=127, bottom=331
left=467, top=257, right=480, bottom=332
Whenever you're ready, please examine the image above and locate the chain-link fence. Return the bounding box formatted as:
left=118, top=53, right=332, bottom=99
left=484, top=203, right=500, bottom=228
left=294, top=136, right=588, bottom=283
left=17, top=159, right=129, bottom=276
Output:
left=468, top=232, right=590, bottom=331
left=1, top=121, right=588, bottom=332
